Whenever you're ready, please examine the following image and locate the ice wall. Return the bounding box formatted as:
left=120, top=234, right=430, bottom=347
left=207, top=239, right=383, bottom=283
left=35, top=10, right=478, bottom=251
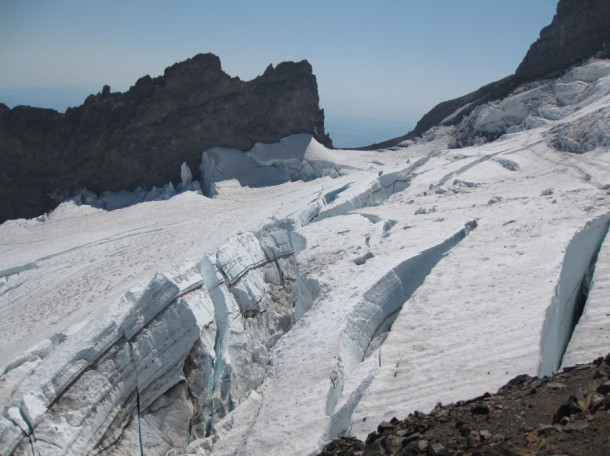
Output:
left=538, top=214, right=610, bottom=376
left=200, top=134, right=342, bottom=196
left=0, top=222, right=310, bottom=456
left=562, top=221, right=610, bottom=366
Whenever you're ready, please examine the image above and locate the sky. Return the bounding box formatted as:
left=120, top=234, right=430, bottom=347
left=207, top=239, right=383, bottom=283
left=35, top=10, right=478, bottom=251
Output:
left=0, top=1, right=558, bottom=147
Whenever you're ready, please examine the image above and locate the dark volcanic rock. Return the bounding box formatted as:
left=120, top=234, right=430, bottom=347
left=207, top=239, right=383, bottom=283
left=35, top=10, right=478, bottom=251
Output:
left=516, top=0, right=610, bottom=80
left=0, top=53, right=332, bottom=222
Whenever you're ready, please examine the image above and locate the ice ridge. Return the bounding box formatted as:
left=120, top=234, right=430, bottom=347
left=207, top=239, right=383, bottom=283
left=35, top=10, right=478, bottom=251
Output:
left=0, top=220, right=315, bottom=455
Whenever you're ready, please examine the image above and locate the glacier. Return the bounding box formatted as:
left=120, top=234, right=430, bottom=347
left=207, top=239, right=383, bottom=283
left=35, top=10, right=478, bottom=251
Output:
left=0, top=58, right=609, bottom=455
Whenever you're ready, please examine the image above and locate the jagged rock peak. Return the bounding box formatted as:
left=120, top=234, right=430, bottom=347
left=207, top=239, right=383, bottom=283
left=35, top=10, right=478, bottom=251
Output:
left=516, top=0, right=610, bottom=81
left=164, top=52, right=224, bottom=78
left=0, top=52, right=332, bottom=222
left=262, top=60, right=313, bottom=78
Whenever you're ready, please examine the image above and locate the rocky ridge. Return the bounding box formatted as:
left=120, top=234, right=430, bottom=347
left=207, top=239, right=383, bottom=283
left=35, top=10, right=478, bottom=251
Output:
left=0, top=53, right=331, bottom=223
left=362, top=0, right=610, bottom=150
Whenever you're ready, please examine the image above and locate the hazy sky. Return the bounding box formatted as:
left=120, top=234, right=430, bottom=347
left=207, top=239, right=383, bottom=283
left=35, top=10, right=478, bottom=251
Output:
left=1, top=1, right=558, bottom=145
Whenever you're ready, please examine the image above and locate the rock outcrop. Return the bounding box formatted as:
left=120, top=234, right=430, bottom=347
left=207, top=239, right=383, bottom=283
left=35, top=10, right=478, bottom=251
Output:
left=516, top=0, right=610, bottom=80
left=361, top=0, right=610, bottom=150
left=0, top=53, right=332, bottom=223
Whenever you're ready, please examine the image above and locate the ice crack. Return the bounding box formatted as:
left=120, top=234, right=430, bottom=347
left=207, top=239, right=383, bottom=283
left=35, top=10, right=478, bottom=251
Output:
left=322, top=221, right=477, bottom=441
left=339, top=221, right=476, bottom=374
left=539, top=214, right=610, bottom=376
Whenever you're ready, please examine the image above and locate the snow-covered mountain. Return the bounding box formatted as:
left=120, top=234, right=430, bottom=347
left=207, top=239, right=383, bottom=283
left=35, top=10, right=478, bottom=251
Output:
left=1, top=55, right=609, bottom=455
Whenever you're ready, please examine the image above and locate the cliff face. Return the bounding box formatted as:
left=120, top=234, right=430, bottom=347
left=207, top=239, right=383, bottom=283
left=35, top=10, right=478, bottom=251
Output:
left=0, top=53, right=332, bottom=222
left=516, top=0, right=610, bottom=80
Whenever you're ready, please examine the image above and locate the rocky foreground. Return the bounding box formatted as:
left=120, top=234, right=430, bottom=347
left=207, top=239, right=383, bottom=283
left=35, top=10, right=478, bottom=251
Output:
left=320, top=355, right=610, bottom=456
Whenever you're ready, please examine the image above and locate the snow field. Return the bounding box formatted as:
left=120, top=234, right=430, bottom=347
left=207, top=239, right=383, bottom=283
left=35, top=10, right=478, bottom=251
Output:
left=0, top=59, right=609, bottom=455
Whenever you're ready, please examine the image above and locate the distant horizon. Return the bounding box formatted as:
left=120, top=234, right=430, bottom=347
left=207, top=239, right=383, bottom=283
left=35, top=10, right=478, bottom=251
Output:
left=0, top=73, right=412, bottom=149
left=0, top=1, right=558, bottom=147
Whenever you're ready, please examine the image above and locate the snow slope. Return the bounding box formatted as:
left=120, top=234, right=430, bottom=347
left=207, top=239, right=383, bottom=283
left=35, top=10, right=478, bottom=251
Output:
left=0, top=59, right=609, bottom=455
